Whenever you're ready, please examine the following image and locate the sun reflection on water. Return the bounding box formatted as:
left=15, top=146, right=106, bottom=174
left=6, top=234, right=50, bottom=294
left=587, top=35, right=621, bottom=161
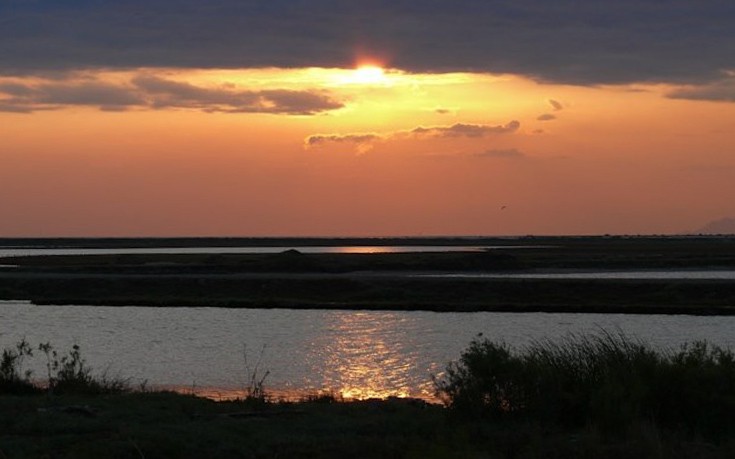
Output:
left=330, top=246, right=402, bottom=254
left=314, top=311, right=426, bottom=400
left=162, top=311, right=440, bottom=402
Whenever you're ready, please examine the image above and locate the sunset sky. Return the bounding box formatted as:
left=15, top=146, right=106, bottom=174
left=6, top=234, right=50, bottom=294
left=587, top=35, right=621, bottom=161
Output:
left=2, top=1, right=734, bottom=237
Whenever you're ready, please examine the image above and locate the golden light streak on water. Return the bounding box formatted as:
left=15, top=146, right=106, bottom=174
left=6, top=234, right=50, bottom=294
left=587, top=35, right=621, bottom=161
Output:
left=163, top=386, right=309, bottom=402
left=163, top=385, right=434, bottom=403
left=165, top=311, right=442, bottom=403
left=331, top=246, right=402, bottom=254
left=156, top=311, right=442, bottom=402
left=315, top=311, right=429, bottom=401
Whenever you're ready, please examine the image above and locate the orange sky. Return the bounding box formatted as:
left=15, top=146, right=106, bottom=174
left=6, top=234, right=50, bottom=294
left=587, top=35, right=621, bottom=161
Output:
left=1, top=67, right=734, bottom=236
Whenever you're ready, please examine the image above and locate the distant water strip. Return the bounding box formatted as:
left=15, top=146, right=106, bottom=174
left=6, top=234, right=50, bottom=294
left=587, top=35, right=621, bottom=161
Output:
left=0, top=245, right=528, bottom=258
left=415, top=270, right=735, bottom=280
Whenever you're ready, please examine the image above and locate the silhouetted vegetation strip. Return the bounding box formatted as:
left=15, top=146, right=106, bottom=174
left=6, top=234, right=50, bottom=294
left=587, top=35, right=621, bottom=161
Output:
left=3, top=250, right=524, bottom=273
left=0, top=340, right=129, bottom=396
left=435, top=332, right=735, bottom=437
left=3, top=276, right=735, bottom=314
left=5, top=236, right=735, bottom=270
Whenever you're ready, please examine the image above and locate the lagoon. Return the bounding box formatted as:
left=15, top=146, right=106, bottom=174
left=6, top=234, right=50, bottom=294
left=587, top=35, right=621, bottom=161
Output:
left=2, top=301, right=735, bottom=400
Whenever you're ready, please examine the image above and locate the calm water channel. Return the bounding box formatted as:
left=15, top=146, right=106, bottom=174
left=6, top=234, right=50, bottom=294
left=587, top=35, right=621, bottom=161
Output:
left=3, top=301, right=735, bottom=401
left=0, top=246, right=493, bottom=258
left=417, top=270, right=735, bottom=280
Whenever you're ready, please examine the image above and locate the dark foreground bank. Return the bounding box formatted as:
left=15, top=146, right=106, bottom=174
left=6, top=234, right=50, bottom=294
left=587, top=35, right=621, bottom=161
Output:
left=3, top=392, right=735, bottom=459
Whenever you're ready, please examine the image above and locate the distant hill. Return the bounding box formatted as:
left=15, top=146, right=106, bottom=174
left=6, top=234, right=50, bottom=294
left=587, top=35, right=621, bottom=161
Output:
left=694, top=217, right=735, bottom=235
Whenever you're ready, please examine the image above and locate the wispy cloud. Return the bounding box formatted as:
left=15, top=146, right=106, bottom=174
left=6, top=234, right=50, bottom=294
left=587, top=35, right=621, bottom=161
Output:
left=0, top=74, right=344, bottom=114
left=666, top=76, right=735, bottom=103
left=549, top=99, right=563, bottom=111
left=410, top=121, right=520, bottom=138
left=536, top=113, right=557, bottom=121
left=132, top=75, right=343, bottom=114
left=306, top=133, right=383, bottom=146
left=0, top=80, right=144, bottom=112
left=305, top=120, right=521, bottom=152
left=305, top=133, right=385, bottom=154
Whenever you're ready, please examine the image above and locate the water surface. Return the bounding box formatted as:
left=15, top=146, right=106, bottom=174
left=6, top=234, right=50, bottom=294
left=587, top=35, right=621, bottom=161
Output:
left=0, top=245, right=495, bottom=258
left=2, top=301, right=734, bottom=400
left=418, top=270, right=735, bottom=280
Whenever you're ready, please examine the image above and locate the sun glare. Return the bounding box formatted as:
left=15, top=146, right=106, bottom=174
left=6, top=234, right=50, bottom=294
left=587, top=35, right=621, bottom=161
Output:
left=331, top=65, right=390, bottom=85
left=353, top=65, right=386, bottom=83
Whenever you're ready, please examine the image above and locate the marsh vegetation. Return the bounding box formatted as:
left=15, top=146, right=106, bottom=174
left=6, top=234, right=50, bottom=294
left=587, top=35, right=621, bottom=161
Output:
left=435, top=332, right=735, bottom=437
left=3, top=334, right=735, bottom=458
left=2, top=236, right=735, bottom=314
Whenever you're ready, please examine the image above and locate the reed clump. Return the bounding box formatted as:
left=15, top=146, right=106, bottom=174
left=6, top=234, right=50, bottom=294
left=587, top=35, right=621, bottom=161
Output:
left=0, top=338, right=37, bottom=394
left=0, top=341, right=129, bottom=395
left=435, top=332, right=735, bottom=437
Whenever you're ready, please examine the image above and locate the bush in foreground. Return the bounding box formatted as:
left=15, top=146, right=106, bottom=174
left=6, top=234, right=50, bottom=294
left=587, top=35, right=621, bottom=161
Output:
left=435, top=332, right=735, bottom=437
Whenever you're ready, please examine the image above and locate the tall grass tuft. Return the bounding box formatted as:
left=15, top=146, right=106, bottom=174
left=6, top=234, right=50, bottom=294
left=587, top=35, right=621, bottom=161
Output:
left=38, top=342, right=130, bottom=395
left=655, top=340, right=735, bottom=436
left=435, top=332, right=735, bottom=437
left=2, top=340, right=130, bottom=395
left=242, top=344, right=270, bottom=405
left=0, top=338, right=39, bottom=394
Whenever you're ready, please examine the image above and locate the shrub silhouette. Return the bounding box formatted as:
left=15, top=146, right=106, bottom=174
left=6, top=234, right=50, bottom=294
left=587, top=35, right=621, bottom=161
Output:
left=436, top=332, right=735, bottom=437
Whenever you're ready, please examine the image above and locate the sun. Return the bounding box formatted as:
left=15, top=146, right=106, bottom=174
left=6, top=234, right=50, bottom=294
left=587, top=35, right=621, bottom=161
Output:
left=351, top=65, right=387, bottom=84
left=331, top=65, right=390, bottom=85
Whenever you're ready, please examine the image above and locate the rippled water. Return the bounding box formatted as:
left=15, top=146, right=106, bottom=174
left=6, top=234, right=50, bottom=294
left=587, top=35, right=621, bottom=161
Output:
left=3, top=301, right=735, bottom=400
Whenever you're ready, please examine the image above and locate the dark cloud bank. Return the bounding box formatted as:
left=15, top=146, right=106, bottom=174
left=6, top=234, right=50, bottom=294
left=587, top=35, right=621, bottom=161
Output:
left=1, top=0, right=734, bottom=88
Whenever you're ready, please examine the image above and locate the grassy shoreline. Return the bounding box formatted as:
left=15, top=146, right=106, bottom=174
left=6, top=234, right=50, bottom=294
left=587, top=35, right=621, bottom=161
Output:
left=4, top=391, right=733, bottom=458
left=3, top=334, right=735, bottom=458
